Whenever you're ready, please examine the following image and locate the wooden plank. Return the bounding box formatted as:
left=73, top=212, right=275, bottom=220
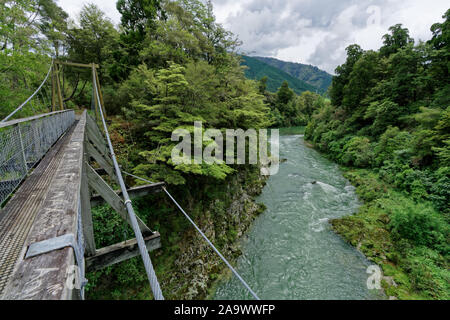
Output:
left=85, top=115, right=111, bottom=159
left=86, top=125, right=111, bottom=162
left=85, top=233, right=161, bottom=272
left=90, top=183, right=165, bottom=207
left=91, top=65, right=100, bottom=121
left=85, top=141, right=117, bottom=183
left=54, top=60, right=99, bottom=69
left=85, top=164, right=153, bottom=236
left=86, top=110, right=107, bottom=142
left=80, top=140, right=96, bottom=257
left=2, top=111, right=87, bottom=300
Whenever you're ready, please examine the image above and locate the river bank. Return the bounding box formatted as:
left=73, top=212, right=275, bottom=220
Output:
left=302, top=139, right=449, bottom=300
left=330, top=169, right=449, bottom=300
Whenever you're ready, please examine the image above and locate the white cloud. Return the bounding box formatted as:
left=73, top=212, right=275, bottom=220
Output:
left=57, top=0, right=121, bottom=26
left=57, top=0, right=449, bottom=73
left=211, top=0, right=449, bottom=73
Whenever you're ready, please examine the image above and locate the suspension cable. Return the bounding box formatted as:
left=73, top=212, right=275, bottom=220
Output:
left=1, top=60, right=54, bottom=123
left=122, top=170, right=261, bottom=300
left=91, top=66, right=164, bottom=300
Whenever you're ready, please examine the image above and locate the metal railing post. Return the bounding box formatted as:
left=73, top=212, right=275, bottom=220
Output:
left=17, top=124, right=28, bottom=173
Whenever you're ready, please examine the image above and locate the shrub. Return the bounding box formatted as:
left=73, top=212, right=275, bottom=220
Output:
left=403, top=246, right=450, bottom=299
left=341, top=136, right=374, bottom=167
left=374, top=127, right=412, bottom=166
left=389, top=200, right=448, bottom=253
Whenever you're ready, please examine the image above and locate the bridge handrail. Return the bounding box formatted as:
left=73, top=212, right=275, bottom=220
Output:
left=0, top=110, right=73, bottom=129
left=0, top=110, right=75, bottom=206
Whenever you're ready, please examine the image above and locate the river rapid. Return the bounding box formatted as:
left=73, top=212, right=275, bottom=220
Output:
left=214, top=134, right=384, bottom=300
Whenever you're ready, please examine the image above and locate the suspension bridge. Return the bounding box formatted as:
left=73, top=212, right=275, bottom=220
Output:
left=0, top=60, right=259, bottom=300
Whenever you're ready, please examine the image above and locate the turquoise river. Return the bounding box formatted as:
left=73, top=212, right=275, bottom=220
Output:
left=214, top=133, right=385, bottom=300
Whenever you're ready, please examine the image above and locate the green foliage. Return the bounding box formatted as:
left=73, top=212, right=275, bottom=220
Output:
left=306, top=11, right=450, bottom=207
left=402, top=246, right=449, bottom=299
left=309, top=10, right=450, bottom=300
left=119, top=57, right=268, bottom=184
left=380, top=24, right=414, bottom=57
left=330, top=44, right=364, bottom=107
left=277, top=81, right=294, bottom=105
left=0, top=0, right=70, bottom=119
left=251, top=56, right=332, bottom=93
left=389, top=199, right=448, bottom=252
left=67, top=4, right=119, bottom=82
left=241, top=55, right=318, bottom=95
left=374, top=127, right=412, bottom=166
left=259, top=81, right=325, bottom=128
left=332, top=170, right=450, bottom=300
left=342, top=50, right=383, bottom=111
left=341, top=136, right=373, bottom=168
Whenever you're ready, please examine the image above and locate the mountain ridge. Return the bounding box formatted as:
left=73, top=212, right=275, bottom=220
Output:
left=252, top=56, right=333, bottom=93
left=241, top=55, right=318, bottom=95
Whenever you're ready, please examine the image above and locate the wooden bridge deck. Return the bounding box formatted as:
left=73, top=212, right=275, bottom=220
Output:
left=0, top=114, right=85, bottom=299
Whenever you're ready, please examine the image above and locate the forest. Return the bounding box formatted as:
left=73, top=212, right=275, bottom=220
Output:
left=252, top=56, right=332, bottom=93
left=0, top=0, right=448, bottom=300
left=241, top=55, right=319, bottom=95
left=306, top=14, right=450, bottom=299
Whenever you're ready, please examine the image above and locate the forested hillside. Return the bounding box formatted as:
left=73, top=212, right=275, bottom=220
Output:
left=241, top=55, right=319, bottom=95
left=305, top=13, right=450, bottom=299
left=253, top=56, right=332, bottom=93
left=255, top=78, right=326, bottom=128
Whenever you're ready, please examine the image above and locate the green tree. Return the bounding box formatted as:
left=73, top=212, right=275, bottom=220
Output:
left=330, top=44, right=364, bottom=106
left=115, top=0, right=165, bottom=77
left=342, top=50, right=382, bottom=111
left=37, top=0, right=68, bottom=57
left=380, top=24, right=414, bottom=57
left=258, top=76, right=268, bottom=94
left=67, top=4, right=119, bottom=82
left=277, top=81, right=294, bottom=105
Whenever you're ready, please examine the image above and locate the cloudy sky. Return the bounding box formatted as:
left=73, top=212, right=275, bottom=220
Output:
left=58, top=0, right=449, bottom=73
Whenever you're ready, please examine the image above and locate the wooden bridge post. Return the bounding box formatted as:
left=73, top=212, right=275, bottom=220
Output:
left=51, top=65, right=56, bottom=111
left=54, top=63, right=64, bottom=110
left=91, top=64, right=100, bottom=122
left=94, top=68, right=107, bottom=118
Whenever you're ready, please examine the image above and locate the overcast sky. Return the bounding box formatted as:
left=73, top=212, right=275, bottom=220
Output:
left=58, top=0, right=449, bottom=73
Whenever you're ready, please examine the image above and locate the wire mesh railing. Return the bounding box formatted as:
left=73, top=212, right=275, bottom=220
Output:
left=0, top=110, right=75, bottom=206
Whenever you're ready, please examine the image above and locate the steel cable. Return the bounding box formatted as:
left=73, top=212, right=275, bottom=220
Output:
left=1, top=60, right=54, bottom=123
left=122, top=170, right=261, bottom=300
left=91, top=67, right=164, bottom=300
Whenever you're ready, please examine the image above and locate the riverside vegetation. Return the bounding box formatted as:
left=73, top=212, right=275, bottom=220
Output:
left=1, top=0, right=448, bottom=300
left=305, top=12, right=450, bottom=300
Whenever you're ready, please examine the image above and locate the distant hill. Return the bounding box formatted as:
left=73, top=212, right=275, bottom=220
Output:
left=252, top=56, right=333, bottom=94
left=241, top=55, right=317, bottom=95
